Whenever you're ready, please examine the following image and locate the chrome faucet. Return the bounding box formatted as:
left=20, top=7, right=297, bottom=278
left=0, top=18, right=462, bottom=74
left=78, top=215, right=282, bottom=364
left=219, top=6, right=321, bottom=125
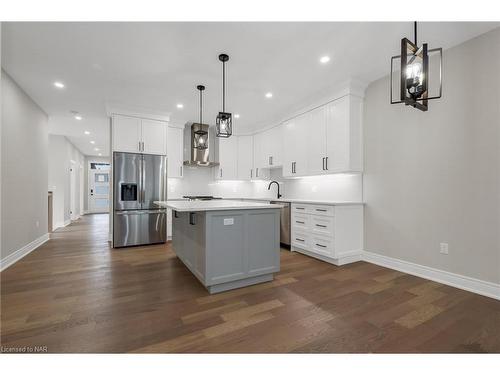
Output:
left=268, top=180, right=282, bottom=199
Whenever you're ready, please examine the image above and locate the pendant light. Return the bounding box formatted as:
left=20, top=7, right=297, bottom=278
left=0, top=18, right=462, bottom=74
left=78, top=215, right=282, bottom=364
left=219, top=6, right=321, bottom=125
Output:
left=390, top=22, right=442, bottom=112
left=216, top=53, right=232, bottom=137
left=193, top=85, right=209, bottom=150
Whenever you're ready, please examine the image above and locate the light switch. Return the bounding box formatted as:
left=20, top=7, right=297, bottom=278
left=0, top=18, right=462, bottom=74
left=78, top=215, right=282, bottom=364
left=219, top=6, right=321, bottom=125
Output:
left=224, top=218, right=234, bottom=226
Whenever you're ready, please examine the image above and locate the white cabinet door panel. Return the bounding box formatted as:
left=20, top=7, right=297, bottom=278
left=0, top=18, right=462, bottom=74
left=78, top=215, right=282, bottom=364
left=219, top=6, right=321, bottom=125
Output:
left=142, top=119, right=167, bottom=155
left=112, top=115, right=141, bottom=153
left=306, top=107, right=327, bottom=175
left=216, top=136, right=238, bottom=180
left=167, top=126, right=183, bottom=178
left=237, top=135, right=253, bottom=180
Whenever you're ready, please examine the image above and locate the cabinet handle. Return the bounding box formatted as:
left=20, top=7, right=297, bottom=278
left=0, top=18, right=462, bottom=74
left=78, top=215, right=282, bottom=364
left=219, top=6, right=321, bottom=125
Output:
left=250, top=169, right=253, bottom=179
left=315, top=224, right=327, bottom=228
left=174, top=210, right=179, bottom=218
left=220, top=168, right=223, bottom=178
left=322, top=157, right=325, bottom=170
left=296, top=207, right=305, bottom=210
left=316, top=209, right=327, bottom=212
left=325, top=156, right=328, bottom=170
left=316, top=243, right=327, bottom=248
left=256, top=168, right=259, bottom=177
left=180, top=166, right=183, bottom=177
left=189, top=212, right=196, bottom=225
left=139, top=141, right=141, bottom=152
left=296, top=220, right=305, bottom=224
left=295, top=238, right=305, bottom=242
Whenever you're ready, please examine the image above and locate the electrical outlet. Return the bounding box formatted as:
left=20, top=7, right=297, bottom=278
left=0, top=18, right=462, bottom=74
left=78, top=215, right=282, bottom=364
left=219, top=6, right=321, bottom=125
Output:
left=440, top=242, right=449, bottom=255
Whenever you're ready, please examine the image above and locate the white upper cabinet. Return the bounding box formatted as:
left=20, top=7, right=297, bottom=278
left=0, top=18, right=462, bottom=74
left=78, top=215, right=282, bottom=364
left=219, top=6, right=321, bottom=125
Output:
left=112, top=115, right=142, bottom=153
left=258, top=125, right=283, bottom=168
left=167, top=125, right=184, bottom=178
left=112, top=114, right=167, bottom=155
left=215, top=136, right=238, bottom=180
left=306, top=107, right=328, bottom=176
left=252, top=132, right=270, bottom=180
left=237, top=135, right=253, bottom=180
left=281, top=94, right=363, bottom=177
left=283, top=117, right=309, bottom=177
left=141, top=119, right=167, bottom=155
left=325, top=95, right=363, bottom=173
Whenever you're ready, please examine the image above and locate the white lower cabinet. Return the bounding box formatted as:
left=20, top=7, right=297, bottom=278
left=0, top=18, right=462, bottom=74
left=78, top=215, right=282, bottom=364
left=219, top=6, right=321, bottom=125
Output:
left=291, top=203, right=363, bottom=265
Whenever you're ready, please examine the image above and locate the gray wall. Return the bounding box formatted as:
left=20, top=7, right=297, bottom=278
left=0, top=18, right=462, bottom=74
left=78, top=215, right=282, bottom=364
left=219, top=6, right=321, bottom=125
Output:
left=363, top=28, right=500, bottom=283
left=1, top=70, right=48, bottom=260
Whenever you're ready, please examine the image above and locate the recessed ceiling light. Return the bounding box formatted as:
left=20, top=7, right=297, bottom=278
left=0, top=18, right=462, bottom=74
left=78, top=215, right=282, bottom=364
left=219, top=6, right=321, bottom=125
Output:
left=90, top=140, right=95, bottom=144
left=265, top=92, right=273, bottom=98
left=84, top=131, right=90, bottom=135
left=234, top=114, right=240, bottom=119
left=74, top=115, right=82, bottom=120
left=98, top=153, right=102, bottom=156
left=319, top=55, right=331, bottom=64
left=176, top=103, right=184, bottom=109
left=94, top=148, right=99, bottom=151
left=53, top=81, right=65, bottom=89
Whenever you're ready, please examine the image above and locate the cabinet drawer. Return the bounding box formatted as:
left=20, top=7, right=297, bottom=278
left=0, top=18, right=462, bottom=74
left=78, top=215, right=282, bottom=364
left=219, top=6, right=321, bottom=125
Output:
left=291, top=213, right=309, bottom=231
left=310, top=205, right=334, bottom=217
left=291, top=231, right=309, bottom=250
left=292, top=204, right=309, bottom=214
left=311, top=215, right=334, bottom=237
left=310, top=235, right=334, bottom=257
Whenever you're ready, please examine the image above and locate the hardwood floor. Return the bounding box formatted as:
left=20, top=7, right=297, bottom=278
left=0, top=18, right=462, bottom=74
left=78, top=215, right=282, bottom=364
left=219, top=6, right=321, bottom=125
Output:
left=1, top=214, right=499, bottom=353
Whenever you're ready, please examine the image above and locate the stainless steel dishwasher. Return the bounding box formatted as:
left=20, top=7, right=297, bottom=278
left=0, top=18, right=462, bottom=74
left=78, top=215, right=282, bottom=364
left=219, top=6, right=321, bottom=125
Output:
left=270, top=201, right=290, bottom=248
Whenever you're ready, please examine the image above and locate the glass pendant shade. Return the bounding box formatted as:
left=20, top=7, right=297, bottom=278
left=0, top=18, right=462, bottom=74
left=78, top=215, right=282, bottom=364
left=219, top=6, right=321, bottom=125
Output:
left=194, top=129, right=209, bottom=150
left=216, top=112, right=232, bottom=138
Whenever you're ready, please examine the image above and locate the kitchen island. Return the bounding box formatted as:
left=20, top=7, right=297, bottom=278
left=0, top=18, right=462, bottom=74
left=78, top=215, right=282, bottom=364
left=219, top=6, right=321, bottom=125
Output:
left=154, top=200, right=282, bottom=294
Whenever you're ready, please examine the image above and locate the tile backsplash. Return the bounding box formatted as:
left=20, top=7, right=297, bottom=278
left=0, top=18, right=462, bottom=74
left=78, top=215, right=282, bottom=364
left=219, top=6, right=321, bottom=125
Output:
left=168, top=167, right=362, bottom=202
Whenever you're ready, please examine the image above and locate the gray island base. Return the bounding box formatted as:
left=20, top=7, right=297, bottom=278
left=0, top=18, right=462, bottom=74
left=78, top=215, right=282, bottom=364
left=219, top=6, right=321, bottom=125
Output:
left=165, top=201, right=281, bottom=294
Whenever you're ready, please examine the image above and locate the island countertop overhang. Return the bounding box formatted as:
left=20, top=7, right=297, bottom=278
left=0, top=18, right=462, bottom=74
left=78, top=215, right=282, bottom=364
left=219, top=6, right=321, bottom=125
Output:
left=154, top=199, right=283, bottom=212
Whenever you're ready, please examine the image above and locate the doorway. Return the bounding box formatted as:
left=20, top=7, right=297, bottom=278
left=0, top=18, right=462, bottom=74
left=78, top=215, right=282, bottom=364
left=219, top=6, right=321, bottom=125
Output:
left=88, top=162, right=110, bottom=214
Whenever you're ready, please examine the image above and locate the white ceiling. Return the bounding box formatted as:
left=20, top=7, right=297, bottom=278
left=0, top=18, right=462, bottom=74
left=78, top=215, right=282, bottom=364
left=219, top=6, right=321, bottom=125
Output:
left=2, top=22, right=499, bottom=156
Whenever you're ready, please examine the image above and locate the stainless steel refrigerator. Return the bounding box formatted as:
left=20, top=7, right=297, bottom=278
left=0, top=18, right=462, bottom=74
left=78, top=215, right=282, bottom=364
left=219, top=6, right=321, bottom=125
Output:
left=113, top=152, right=167, bottom=248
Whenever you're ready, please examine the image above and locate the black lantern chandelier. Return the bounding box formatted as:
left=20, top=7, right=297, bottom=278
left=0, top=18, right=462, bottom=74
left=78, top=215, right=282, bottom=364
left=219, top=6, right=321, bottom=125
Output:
left=216, top=53, right=232, bottom=138
left=193, top=85, right=209, bottom=150
left=390, top=22, right=442, bottom=112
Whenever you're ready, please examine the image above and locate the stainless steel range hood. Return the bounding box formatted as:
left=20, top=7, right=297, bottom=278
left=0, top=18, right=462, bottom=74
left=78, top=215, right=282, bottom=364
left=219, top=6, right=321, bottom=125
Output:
left=183, top=123, right=220, bottom=167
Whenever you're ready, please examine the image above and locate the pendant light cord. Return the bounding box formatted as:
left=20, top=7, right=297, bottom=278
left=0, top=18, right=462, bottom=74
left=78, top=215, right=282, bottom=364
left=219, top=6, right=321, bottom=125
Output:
left=199, top=89, right=202, bottom=124
left=414, top=21, right=417, bottom=46
left=222, top=61, right=226, bottom=112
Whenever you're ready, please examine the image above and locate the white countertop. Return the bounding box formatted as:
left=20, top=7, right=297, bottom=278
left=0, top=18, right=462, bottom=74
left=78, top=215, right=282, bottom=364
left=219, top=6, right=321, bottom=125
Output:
left=154, top=200, right=283, bottom=212
left=230, top=197, right=364, bottom=206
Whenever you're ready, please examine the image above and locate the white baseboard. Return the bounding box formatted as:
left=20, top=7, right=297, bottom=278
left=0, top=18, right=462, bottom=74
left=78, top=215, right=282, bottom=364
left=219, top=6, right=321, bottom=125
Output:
left=291, top=246, right=362, bottom=266
left=0, top=233, right=50, bottom=271
left=363, top=251, right=500, bottom=301
left=53, top=220, right=71, bottom=231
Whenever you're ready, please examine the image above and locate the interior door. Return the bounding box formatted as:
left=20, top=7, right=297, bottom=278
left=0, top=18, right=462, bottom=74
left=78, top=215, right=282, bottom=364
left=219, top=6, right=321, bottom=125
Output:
left=89, top=168, right=110, bottom=213
left=142, top=154, right=167, bottom=209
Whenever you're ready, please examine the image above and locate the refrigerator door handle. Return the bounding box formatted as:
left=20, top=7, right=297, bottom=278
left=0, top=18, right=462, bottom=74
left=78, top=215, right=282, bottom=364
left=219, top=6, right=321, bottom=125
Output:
left=141, top=155, right=146, bottom=205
